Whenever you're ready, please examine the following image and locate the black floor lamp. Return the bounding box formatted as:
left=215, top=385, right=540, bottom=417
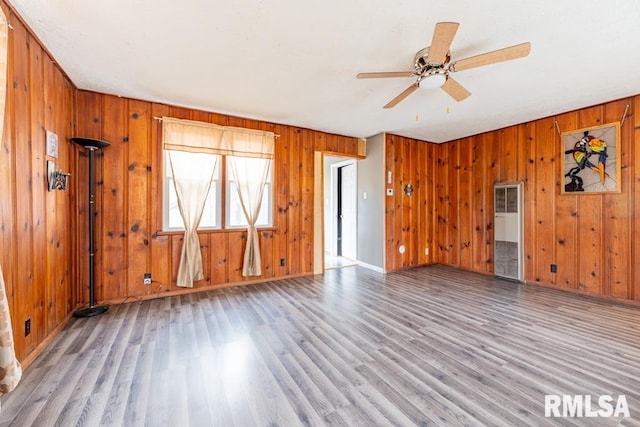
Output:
left=72, top=137, right=110, bottom=318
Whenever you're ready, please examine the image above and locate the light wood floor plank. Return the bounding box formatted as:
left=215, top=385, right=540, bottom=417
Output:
left=1, top=265, right=639, bottom=426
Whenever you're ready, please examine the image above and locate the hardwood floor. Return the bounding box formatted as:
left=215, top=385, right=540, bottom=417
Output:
left=1, top=265, right=639, bottom=426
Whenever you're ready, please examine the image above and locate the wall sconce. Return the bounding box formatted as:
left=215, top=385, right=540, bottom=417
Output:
left=47, top=160, right=71, bottom=191
left=404, top=183, right=414, bottom=196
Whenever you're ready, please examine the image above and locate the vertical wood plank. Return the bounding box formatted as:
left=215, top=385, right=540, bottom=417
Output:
left=532, top=118, right=556, bottom=285
left=325, top=133, right=338, bottom=153
left=408, top=139, right=418, bottom=266
left=448, top=141, right=460, bottom=267
left=209, top=232, right=228, bottom=285
left=12, top=21, right=34, bottom=357
left=426, top=142, right=437, bottom=263
left=28, top=34, right=46, bottom=345
left=415, top=140, right=427, bottom=265
left=228, top=231, right=245, bottom=283
left=299, top=129, right=314, bottom=273
left=287, top=128, right=302, bottom=275
left=273, top=124, right=289, bottom=277
left=603, top=99, right=632, bottom=298
left=150, top=103, right=171, bottom=291
left=554, top=112, right=579, bottom=289
left=400, top=138, right=411, bottom=268
left=471, top=135, right=486, bottom=272
left=0, top=4, right=17, bottom=359
left=576, top=106, right=604, bottom=293
left=260, top=230, right=274, bottom=278
left=314, top=132, right=326, bottom=153
left=435, top=143, right=448, bottom=264
left=198, top=233, right=212, bottom=287
left=171, top=234, right=183, bottom=290
left=126, top=100, right=152, bottom=296
left=520, top=123, right=537, bottom=284
left=458, top=138, right=473, bottom=269
left=483, top=131, right=499, bottom=274
left=43, top=52, right=65, bottom=330
left=100, top=95, right=127, bottom=301
left=498, top=128, right=518, bottom=183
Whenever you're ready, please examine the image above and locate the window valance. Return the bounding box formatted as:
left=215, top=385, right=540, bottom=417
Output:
left=162, top=117, right=274, bottom=159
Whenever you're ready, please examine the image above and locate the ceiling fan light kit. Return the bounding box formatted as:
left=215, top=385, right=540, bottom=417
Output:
left=357, top=22, right=531, bottom=108
left=419, top=73, right=446, bottom=89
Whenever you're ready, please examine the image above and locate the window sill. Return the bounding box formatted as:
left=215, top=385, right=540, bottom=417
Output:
left=155, top=226, right=277, bottom=237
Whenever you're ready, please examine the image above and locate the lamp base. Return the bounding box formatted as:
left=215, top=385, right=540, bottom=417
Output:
left=73, top=305, right=109, bottom=318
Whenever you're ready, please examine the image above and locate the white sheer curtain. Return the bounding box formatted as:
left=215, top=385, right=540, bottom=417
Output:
left=228, top=156, right=271, bottom=276
left=224, top=129, right=274, bottom=276
left=168, top=151, right=219, bottom=287
left=162, top=118, right=274, bottom=281
left=163, top=119, right=224, bottom=288
left=0, top=10, right=22, bottom=406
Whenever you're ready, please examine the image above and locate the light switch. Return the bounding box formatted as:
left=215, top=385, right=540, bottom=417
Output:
left=46, top=130, right=58, bottom=158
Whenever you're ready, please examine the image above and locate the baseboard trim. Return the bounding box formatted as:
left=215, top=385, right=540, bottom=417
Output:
left=102, top=271, right=314, bottom=306
left=357, top=261, right=385, bottom=273
left=20, top=311, right=75, bottom=370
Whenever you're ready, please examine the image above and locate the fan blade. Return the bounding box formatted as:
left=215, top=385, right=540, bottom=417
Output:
left=357, top=71, right=415, bottom=79
left=383, top=83, right=419, bottom=109
left=428, top=22, right=459, bottom=64
left=441, top=76, right=471, bottom=102
left=451, top=42, right=531, bottom=72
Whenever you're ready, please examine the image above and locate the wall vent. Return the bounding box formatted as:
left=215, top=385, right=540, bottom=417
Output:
left=494, top=182, right=524, bottom=282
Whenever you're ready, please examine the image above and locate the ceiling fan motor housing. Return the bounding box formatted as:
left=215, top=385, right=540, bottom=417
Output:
left=414, top=46, right=450, bottom=77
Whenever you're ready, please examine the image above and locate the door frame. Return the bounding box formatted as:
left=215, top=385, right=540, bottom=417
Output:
left=333, top=160, right=357, bottom=259
left=313, top=152, right=360, bottom=274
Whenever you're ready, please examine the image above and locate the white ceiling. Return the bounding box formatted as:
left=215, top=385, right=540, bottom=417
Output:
left=8, top=0, right=640, bottom=143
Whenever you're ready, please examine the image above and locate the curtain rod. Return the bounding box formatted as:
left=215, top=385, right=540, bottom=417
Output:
left=153, top=116, right=280, bottom=138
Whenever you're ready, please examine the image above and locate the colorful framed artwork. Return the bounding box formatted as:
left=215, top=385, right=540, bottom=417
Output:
left=561, top=122, right=621, bottom=194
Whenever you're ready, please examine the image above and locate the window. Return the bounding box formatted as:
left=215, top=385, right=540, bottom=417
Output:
left=163, top=151, right=272, bottom=231
left=164, top=150, right=221, bottom=230
left=226, top=156, right=272, bottom=228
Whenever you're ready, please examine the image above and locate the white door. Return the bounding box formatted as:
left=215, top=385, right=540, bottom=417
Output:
left=339, top=163, right=357, bottom=260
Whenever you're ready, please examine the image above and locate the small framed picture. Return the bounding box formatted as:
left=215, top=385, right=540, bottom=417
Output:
left=561, top=122, right=620, bottom=194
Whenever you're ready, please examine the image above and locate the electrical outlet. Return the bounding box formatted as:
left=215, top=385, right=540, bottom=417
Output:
left=25, top=318, right=31, bottom=337
left=550, top=264, right=557, bottom=273
left=280, top=258, right=286, bottom=267
left=143, top=273, right=152, bottom=285
left=425, top=248, right=429, bottom=256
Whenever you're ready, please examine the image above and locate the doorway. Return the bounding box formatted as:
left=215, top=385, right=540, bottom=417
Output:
left=324, top=156, right=357, bottom=269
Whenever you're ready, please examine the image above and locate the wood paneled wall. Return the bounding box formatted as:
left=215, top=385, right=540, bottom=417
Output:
left=74, top=91, right=362, bottom=303
left=0, top=3, right=76, bottom=361
left=2, top=0, right=639, bottom=368
left=383, top=134, right=437, bottom=271
left=387, top=98, right=639, bottom=302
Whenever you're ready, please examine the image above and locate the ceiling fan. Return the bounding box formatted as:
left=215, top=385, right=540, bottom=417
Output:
left=357, top=22, right=531, bottom=108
